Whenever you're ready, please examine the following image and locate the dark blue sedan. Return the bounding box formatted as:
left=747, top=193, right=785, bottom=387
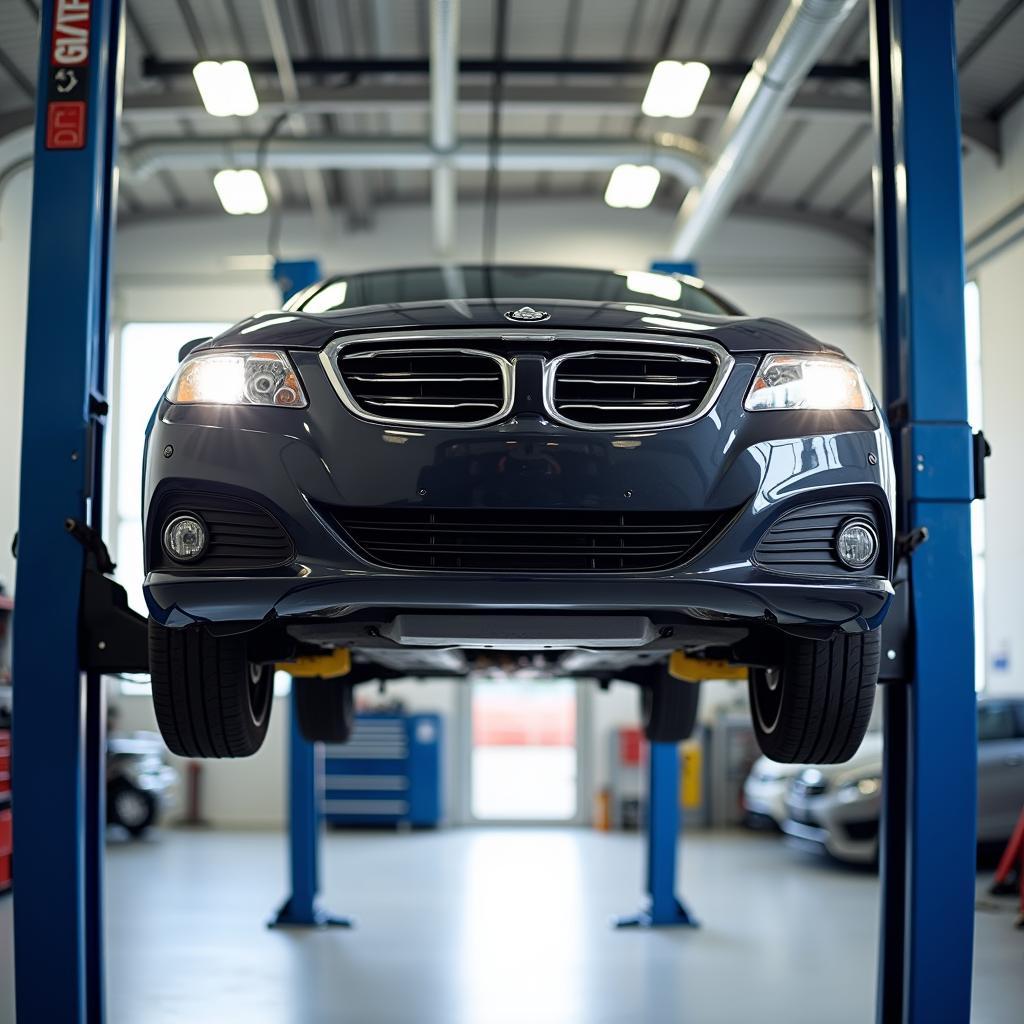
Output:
left=142, top=265, right=894, bottom=760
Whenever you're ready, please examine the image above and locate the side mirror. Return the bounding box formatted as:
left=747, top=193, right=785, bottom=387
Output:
left=178, top=337, right=212, bottom=362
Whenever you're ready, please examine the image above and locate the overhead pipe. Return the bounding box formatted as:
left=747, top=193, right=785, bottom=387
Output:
left=670, top=0, right=860, bottom=259
left=430, top=0, right=460, bottom=257
left=123, top=137, right=707, bottom=189
left=258, top=0, right=332, bottom=225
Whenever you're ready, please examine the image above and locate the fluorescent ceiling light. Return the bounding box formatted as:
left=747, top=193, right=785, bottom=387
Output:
left=641, top=60, right=711, bottom=118
left=604, top=164, right=661, bottom=209
left=213, top=169, right=269, bottom=215
left=193, top=60, right=260, bottom=117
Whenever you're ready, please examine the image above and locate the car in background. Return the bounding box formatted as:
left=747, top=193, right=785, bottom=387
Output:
left=782, top=698, right=1024, bottom=864
left=142, top=264, right=894, bottom=763
left=743, top=729, right=883, bottom=829
left=743, top=757, right=812, bottom=829
left=107, top=732, right=178, bottom=837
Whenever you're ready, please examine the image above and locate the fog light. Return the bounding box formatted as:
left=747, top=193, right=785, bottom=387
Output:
left=836, top=520, right=877, bottom=569
left=163, top=514, right=208, bottom=563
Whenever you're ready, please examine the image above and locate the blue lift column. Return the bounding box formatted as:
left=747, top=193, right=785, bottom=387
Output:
left=267, top=257, right=350, bottom=929
left=270, top=687, right=352, bottom=928
left=615, top=740, right=696, bottom=929
left=610, top=256, right=704, bottom=931
left=869, top=1, right=978, bottom=1021
left=12, top=1, right=125, bottom=1022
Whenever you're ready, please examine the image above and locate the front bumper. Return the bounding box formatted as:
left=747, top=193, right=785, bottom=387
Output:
left=143, top=347, right=895, bottom=633
left=783, top=790, right=880, bottom=865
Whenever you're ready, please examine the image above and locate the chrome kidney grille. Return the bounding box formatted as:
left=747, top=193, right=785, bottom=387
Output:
left=547, top=349, right=720, bottom=428
left=323, top=333, right=729, bottom=429
left=335, top=348, right=511, bottom=426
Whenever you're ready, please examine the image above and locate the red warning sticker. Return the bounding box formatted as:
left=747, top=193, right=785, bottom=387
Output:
left=46, top=101, right=87, bottom=149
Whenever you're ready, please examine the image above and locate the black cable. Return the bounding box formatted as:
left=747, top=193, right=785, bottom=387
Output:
left=256, top=112, right=290, bottom=261
left=482, top=0, right=509, bottom=287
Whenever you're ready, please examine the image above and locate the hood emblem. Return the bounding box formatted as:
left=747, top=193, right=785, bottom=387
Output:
left=504, top=306, right=550, bottom=323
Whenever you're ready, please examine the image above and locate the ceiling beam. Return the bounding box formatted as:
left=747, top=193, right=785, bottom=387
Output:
left=0, top=82, right=1000, bottom=161
left=141, top=55, right=871, bottom=82
left=121, top=136, right=708, bottom=187
left=94, top=81, right=1006, bottom=157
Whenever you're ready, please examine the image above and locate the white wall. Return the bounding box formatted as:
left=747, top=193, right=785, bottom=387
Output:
left=0, top=154, right=30, bottom=597
left=963, top=100, right=1024, bottom=697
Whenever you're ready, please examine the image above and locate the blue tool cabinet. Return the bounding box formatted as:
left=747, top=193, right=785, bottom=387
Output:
left=322, top=712, right=442, bottom=827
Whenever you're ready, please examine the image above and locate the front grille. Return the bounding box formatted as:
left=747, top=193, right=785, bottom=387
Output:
left=330, top=507, right=730, bottom=572
left=754, top=499, right=884, bottom=577
left=336, top=348, right=508, bottom=425
left=549, top=349, right=720, bottom=428
left=791, top=778, right=829, bottom=798
left=150, top=492, right=293, bottom=570
left=843, top=818, right=880, bottom=842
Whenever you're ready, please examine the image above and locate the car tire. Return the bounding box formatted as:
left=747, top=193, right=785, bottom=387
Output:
left=640, top=669, right=701, bottom=743
left=294, top=677, right=355, bottom=744
left=748, top=629, right=880, bottom=764
left=108, top=778, right=157, bottom=837
left=149, top=619, right=274, bottom=758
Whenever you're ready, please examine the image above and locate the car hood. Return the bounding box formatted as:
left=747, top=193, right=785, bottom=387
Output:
left=194, top=298, right=840, bottom=356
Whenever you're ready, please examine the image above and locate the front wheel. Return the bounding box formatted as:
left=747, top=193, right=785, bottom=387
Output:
left=149, top=619, right=274, bottom=758
left=108, top=779, right=156, bottom=836
left=748, top=629, right=879, bottom=764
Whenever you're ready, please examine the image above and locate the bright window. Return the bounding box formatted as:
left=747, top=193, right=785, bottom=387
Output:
left=112, top=323, right=230, bottom=614
left=471, top=680, right=579, bottom=821
left=964, top=281, right=986, bottom=692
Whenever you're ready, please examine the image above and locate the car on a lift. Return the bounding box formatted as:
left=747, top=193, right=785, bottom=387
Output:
left=142, top=264, right=894, bottom=760
left=782, top=698, right=1024, bottom=865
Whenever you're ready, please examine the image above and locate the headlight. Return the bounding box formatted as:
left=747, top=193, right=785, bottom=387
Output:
left=839, top=775, right=882, bottom=801
left=745, top=353, right=872, bottom=412
left=166, top=350, right=307, bottom=407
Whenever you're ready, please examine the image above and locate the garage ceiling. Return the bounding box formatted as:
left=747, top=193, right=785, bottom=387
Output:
left=1, top=0, right=1022, bottom=239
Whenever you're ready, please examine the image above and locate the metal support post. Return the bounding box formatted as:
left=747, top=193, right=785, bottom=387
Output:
left=615, top=741, right=696, bottom=929
left=270, top=685, right=352, bottom=928
left=12, top=1, right=125, bottom=1021
left=870, top=1, right=978, bottom=1020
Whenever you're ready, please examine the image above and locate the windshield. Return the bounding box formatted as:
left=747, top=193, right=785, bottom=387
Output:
left=291, top=265, right=735, bottom=316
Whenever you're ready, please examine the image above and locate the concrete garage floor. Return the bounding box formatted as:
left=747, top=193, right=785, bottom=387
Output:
left=0, top=828, right=1021, bottom=1023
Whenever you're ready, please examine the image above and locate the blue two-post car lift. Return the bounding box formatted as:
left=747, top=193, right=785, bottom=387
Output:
left=11, top=1, right=980, bottom=1021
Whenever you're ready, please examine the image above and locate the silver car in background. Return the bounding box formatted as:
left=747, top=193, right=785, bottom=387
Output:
left=782, top=698, right=1024, bottom=865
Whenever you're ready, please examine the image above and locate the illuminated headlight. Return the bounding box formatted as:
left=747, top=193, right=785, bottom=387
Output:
left=166, top=350, right=307, bottom=407
left=745, top=353, right=872, bottom=412
left=839, top=775, right=882, bottom=801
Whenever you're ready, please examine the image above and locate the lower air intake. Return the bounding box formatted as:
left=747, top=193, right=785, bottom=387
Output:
left=330, top=507, right=731, bottom=572
left=150, top=492, right=293, bottom=570
left=755, top=499, right=885, bottom=576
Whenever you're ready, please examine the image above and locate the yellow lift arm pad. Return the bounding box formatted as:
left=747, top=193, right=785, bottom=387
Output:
left=669, top=650, right=748, bottom=683
left=278, top=648, right=352, bottom=679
